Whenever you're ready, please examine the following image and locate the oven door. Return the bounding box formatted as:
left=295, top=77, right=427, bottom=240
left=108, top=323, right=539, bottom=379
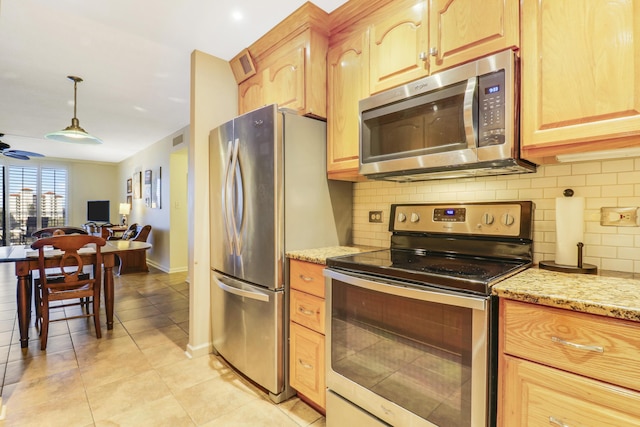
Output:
left=359, top=77, right=478, bottom=176
left=324, top=269, right=494, bottom=427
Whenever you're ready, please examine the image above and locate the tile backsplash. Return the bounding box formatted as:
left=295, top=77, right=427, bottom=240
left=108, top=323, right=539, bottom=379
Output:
left=353, top=157, right=640, bottom=273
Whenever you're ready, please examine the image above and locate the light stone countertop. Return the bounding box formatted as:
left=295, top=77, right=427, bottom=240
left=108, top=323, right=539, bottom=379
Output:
left=492, top=267, right=640, bottom=322
left=287, top=247, right=640, bottom=323
left=286, top=246, right=383, bottom=265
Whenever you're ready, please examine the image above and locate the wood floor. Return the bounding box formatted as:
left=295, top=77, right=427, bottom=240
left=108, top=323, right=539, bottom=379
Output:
left=0, top=263, right=324, bottom=426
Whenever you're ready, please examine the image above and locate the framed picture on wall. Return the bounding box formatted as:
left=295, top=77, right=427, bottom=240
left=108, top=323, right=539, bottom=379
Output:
left=133, top=171, right=141, bottom=199
left=127, top=195, right=132, bottom=210
left=126, top=178, right=132, bottom=194
left=144, top=170, right=152, bottom=207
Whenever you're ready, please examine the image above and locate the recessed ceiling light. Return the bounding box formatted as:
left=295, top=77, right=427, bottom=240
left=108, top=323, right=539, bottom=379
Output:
left=231, top=10, right=243, bottom=21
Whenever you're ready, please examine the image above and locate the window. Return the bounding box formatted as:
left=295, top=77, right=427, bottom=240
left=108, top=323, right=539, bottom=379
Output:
left=41, top=168, right=67, bottom=228
left=6, top=165, right=68, bottom=245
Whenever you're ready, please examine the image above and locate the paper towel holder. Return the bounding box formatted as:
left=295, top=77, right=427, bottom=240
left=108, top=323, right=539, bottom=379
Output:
left=539, top=242, right=598, bottom=274
left=540, top=189, right=598, bottom=274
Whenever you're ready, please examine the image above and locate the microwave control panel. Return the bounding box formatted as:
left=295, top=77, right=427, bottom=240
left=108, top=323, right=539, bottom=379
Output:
left=478, top=70, right=506, bottom=147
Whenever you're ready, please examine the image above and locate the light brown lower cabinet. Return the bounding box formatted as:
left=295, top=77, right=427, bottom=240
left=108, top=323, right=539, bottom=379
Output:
left=289, top=259, right=326, bottom=411
left=499, top=299, right=640, bottom=426
left=289, top=321, right=326, bottom=410
left=501, top=355, right=640, bottom=426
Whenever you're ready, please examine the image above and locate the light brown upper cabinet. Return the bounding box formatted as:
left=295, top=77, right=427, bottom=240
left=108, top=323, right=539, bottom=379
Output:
left=369, top=1, right=429, bottom=94
left=520, top=0, right=640, bottom=163
left=369, top=0, right=519, bottom=94
left=326, top=0, right=519, bottom=180
left=429, top=0, right=519, bottom=73
left=234, top=4, right=329, bottom=118
left=327, top=31, right=370, bottom=180
left=238, top=73, right=263, bottom=115
left=262, top=36, right=307, bottom=113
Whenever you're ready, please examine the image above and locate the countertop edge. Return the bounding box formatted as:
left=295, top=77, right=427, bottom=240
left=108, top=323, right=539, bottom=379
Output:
left=286, top=245, right=382, bottom=265
left=492, top=267, right=640, bottom=322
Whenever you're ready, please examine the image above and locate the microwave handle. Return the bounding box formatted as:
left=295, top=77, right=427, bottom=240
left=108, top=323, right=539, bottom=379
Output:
left=463, top=77, right=478, bottom=151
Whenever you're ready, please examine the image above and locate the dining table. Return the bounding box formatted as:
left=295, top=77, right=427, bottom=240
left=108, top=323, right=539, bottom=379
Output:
left=0, top=240, right=152, bottom=348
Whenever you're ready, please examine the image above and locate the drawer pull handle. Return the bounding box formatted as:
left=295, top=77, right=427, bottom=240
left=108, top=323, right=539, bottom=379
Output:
left=299, top=274, right=314, bottom=283
left=298, top=306, right=315, bottom=316
left=549, top=416, right=570, bottom=427
left=298, top=359, right=313, bottom=370
left=551, top=336, right=604, bottom=353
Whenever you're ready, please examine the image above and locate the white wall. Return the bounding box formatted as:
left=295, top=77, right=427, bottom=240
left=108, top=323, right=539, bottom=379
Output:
left=187, top=50, right=237, bottom=358
left=117, top=128, right=188, bottom=272
left=170, top=149, right=189, bottom=271
left=353, top=157, right=640, bottom=273
left=68, top=161, right=119, bottom=225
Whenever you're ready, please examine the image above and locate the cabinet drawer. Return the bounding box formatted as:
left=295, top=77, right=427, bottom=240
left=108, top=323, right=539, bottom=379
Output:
left=290, top=322, right=326, bottom=409
left=502, top=355, right=640, bottom=426
left=501, top=299, right=640, bottom=392
left=289, top=260, right=325, bottom=298
left=291, top=289, right=325, bottom=334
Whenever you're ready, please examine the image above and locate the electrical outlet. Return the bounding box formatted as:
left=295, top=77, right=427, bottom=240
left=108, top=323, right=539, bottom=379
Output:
left=368, top=211, right=383, bottom=223
left=600, top=207, right=639, bottom=226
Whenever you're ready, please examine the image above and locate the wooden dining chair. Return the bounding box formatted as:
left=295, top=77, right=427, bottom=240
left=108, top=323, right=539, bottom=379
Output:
left=32, top=227, right=92, bottom=316
left=31, top=234, right=106, bottom=350
left=31, top=226, right=88, bottom=239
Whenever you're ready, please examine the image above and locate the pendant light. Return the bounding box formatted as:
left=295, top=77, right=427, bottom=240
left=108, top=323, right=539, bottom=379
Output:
left=45, top=75, right=103, bottom=144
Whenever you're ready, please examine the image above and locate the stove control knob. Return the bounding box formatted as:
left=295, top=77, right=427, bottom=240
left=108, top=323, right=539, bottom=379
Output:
left=482, top=213, right=495, bottom=225
left=397, top=212, right=407, bottom=222
left=501, top=213, right=515, bottom=226
left=410, top=213, right=420, bottom=223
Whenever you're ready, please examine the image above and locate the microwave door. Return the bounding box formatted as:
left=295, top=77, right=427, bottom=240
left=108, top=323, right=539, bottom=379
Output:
left=360, top=78, right=478, bottom=173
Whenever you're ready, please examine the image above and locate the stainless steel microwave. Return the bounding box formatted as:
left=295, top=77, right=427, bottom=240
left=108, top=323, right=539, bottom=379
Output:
left=359, top=49, right=536, bottom=182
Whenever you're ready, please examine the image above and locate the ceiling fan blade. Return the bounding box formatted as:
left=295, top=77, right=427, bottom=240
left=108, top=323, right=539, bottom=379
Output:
left=3, top=151, right=30, bottom=160
left=0, top=141, right=10, bottom=151
left=5, top=149, right=45, bottom=158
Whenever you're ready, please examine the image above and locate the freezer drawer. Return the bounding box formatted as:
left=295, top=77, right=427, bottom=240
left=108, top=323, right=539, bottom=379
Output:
left=211, top=270, right=284, bottom=396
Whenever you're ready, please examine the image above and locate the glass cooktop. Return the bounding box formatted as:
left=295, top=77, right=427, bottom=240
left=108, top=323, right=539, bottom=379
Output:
left=326, top=249, right=530, bottom=295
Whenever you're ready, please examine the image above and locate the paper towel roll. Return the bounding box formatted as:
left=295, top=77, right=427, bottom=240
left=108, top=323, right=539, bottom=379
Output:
left=555, top=196, right=585, bottom=266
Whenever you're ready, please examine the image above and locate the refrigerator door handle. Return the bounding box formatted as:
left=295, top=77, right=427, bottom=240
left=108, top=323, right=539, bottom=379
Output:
left=215, top=276, right=270, bottom=302
left=222, top=139, right=235, bottom=254
left=230, top=137, right=243, bottom=255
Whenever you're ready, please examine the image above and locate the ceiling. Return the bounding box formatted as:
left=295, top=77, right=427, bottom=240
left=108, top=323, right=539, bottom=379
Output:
left=0, top=0, right=347, bottom=163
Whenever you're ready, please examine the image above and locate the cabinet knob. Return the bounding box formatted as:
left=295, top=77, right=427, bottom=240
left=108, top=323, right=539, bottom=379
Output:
left=429, top=47, right=438, bottom=56
left=419, top=51, right=428, bottom=61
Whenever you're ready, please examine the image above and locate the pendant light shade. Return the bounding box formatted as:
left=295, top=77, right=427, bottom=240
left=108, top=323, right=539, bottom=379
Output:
left=45, top=76, right=103, bottom=144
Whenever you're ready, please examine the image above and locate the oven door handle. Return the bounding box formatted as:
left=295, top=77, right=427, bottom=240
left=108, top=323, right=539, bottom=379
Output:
left=324, top=268, right=487, bottom=311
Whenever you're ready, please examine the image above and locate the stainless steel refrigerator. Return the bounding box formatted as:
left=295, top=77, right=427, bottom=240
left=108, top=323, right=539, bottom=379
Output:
left=209, top=104, right=352, bottom=403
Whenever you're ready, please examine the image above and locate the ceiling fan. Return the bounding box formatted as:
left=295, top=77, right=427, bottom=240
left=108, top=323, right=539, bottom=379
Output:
left=0, top=133, right=45, bottom=160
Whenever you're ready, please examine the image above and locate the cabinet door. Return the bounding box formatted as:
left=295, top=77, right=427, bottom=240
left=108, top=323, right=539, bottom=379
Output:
left=238, top=74, right=264, bottom=115
left=289, top=322, right=326, bottom=409
left=327, top=31, right=369, bottom=180
left=264, top=45, right=306, bottom=114
left=501, top=355, right=640, bottom=426
left=369, top=0, right=429, bottom=94
left=429, top=0, right=518, bottom=73
left=521, top=0, right=640, bottom=161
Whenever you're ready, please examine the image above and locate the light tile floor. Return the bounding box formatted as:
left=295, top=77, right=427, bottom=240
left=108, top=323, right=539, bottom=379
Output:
left=0, top=262, right=325, bottom=427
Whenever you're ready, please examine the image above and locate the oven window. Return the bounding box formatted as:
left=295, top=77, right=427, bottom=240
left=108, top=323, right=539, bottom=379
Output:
left=362, top=81, right=468, bottom=163
left=331, top=280, right=473, bottom=426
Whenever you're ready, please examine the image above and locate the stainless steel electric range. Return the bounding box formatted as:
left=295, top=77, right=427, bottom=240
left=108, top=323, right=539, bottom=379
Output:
left=324, top=201, right=534, bottom=427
